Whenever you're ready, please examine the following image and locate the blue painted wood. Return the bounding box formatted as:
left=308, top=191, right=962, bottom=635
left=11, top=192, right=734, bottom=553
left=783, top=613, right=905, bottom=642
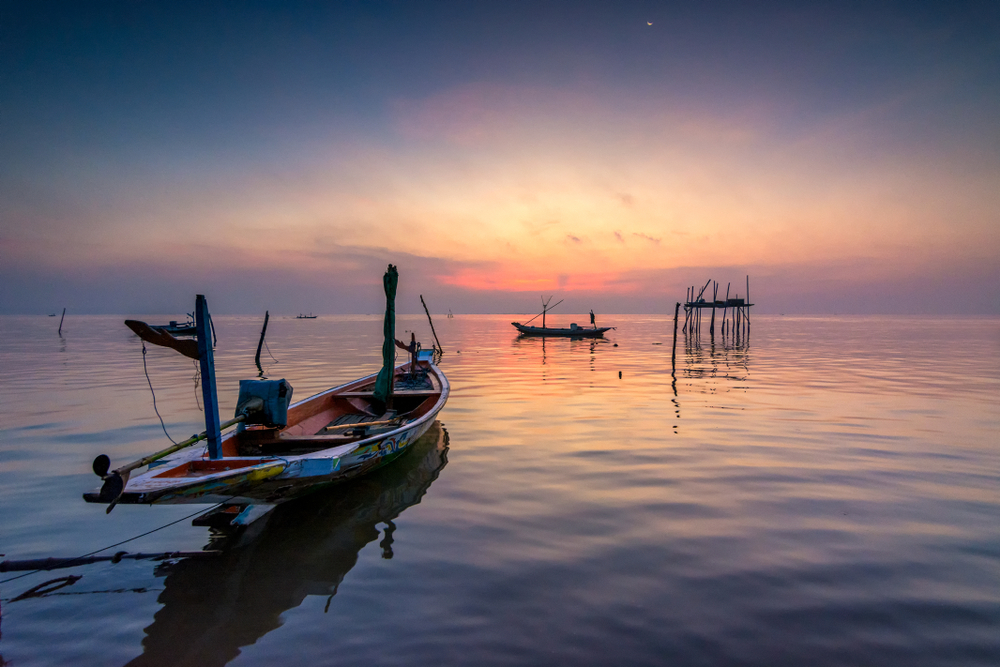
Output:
left=195, top=295, right=223, bottom=459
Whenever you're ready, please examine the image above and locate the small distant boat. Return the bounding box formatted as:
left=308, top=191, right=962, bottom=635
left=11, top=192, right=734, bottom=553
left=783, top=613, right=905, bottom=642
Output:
left=48, top=313, right=56, bottom=317
left=511, top=297, right=613, bottom=338
left=512, top=322, right=612, bottom=338
left=153, top=319, right=197, bottom=336
left=296, top=313, right=318, bottom=319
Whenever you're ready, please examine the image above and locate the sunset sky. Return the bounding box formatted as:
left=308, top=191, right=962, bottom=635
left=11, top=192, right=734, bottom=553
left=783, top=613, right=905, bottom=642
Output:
left=2, top=1, right=998, bottom=315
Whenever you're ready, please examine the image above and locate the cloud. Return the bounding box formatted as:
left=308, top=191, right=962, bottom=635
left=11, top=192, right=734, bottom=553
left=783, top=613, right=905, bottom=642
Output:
left=632, top=232, right=661, bottom=245
left=566, top=235, right=582, bottom=244
left=614, top=230, right=624, bottom=242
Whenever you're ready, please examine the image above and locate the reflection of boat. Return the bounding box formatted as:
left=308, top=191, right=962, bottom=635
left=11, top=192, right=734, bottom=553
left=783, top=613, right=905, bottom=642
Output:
left=295, top=313, right=317, bottom=319
left=123, top=423, right=450, bottom=667
left=512, top=322, right=612, bottom=338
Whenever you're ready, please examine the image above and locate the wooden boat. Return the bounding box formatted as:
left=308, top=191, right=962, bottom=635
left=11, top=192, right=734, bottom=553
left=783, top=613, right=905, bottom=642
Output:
left=84, top=353, right=447, bottom=509
left=295, top=313, right=318, bottom=319
left=512, top=322, right=612, bottom=337
left=86, top=266, right=447, bottom=526
left=153, top=319, right=197, bottom=336
left=511, top=296, right=613, bottom=337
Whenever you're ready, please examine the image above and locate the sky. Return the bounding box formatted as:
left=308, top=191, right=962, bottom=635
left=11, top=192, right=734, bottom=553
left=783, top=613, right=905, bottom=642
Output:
left=2, top=1, right=998, bottom=315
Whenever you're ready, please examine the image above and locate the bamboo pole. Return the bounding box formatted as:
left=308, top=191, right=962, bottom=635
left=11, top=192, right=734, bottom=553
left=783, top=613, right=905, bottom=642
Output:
left=722, top=283, right=730, bottom=337
left=672, top=302, right=680, bottom=372
left=746, top=275, right=751, bottom=331
left=419, top=295, right=443, bottom=353
left=322, top=416, right=406, bottom=432
left=58, top=307, right=66, bottom=336
left=710, top=281, right=717, bottom=335
left=254, top=310, right=270, bottom=371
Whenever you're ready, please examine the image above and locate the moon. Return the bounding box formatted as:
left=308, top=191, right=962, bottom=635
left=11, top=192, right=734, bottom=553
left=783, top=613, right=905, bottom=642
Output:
left=647, top=21, right=653, bottom=26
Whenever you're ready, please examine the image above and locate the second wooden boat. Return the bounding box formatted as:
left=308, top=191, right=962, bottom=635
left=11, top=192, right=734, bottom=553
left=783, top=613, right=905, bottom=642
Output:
left=511, top=296, right=613, bottom=337
left=511, top=322, right=612, bottom=337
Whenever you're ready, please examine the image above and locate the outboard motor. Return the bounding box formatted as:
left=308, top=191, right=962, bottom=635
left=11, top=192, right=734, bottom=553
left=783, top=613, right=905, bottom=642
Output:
left=235, top=379, right=293, bottom=428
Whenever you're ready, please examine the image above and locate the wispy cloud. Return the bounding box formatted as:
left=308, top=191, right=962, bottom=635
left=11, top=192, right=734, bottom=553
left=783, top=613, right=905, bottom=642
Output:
left=632, top=233, right=661, bottom=245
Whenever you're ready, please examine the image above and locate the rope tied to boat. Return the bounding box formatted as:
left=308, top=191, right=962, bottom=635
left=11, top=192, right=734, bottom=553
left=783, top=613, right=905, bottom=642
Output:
left=142, top=341, right=178, bottom=445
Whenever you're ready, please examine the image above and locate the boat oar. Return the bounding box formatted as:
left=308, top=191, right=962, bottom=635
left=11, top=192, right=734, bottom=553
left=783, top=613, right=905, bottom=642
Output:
left=93, top=414, right=247, bottom=513
left=321, top=416, right=406, bottom=432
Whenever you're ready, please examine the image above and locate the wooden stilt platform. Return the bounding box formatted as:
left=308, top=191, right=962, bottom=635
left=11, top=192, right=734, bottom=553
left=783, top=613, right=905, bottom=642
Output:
left=682, top=275, right=754, bottom=339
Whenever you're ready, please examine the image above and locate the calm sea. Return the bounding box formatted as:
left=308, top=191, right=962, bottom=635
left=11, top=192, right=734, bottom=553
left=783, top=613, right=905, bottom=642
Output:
left=1, top=314, right=998, bottom=666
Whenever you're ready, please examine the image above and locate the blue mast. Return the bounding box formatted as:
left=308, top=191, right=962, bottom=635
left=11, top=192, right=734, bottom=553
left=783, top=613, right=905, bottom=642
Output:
left=195, top=294, right=222, bottom=459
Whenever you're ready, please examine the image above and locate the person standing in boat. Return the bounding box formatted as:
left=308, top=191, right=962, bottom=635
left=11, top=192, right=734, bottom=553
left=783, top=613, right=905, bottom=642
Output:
left=590, top=310, right=596, bottom=329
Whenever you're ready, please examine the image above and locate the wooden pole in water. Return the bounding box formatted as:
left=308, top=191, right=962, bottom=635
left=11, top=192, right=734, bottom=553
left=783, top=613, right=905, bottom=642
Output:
left=672, top=302, right=680, bottom=373
left=683, top=287, right=691, bottom=333
left=722, top=283, right=730, bottom=337
left=420, top=295, right=443, bottom=353
left=710, top=281, right=717, bottom=335
left=254, top=310, right=269, bottom=370
left=195, top=295, right=222, bottom=460
left=746, top=275, right=751, bottom=332
left=58, top=308, right=66, bottom=336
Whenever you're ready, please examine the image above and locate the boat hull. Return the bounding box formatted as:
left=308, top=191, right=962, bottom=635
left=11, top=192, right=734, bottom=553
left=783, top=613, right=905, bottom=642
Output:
left=512, top=323, right=612, bottom=337
left=84, top=360, right=449, bottom=507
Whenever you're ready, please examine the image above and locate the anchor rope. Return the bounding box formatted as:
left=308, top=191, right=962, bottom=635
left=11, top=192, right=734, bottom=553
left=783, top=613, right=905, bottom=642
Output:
left=263, top=337, right=279, bottom=363
left=0, top=500, right=233, bottom=585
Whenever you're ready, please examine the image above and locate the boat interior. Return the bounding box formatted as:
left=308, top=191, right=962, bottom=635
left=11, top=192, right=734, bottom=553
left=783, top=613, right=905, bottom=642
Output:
left=230, top=363, right=443, bottom=457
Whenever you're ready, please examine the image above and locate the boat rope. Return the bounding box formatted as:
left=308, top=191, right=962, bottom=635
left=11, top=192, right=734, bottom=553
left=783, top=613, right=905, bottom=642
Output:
left=192, top=360, right=202, bottom=411
left=263, top=337, right=279, bottom=363
left=0, top=501, right=229, bottom=586
left=142, top=342, right=178, bottom=445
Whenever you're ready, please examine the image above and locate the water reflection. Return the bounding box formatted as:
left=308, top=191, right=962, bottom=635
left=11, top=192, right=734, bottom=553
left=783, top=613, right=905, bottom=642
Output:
left=125, top=423, right=449, bottom=667
left=512, top=334, right=611, bottom=371
left=681, top=329, right=751, bottom=383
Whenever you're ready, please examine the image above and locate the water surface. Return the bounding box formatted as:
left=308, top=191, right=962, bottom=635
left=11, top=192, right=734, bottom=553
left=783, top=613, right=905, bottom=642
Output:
left=1, top=314, right=998, bottom=666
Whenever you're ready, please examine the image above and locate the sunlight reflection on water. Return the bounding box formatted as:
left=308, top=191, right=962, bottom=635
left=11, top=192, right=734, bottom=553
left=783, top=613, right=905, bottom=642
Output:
left=0, top=314, right=998, bottom=666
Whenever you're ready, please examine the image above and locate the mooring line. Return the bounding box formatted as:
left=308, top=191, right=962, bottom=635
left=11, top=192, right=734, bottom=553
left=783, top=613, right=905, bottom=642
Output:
left=0, top=502, right=230, bottom=586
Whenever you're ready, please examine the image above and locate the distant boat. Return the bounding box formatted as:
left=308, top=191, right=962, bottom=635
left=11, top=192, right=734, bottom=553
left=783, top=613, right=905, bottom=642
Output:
left=48, top=313, right=56, bottom=317
left=152, top=319, right=197, bottom=336
left=447, top=309, right=454, bottom=319
left=512, top=322, right=612, bottom=338
left=296, top=313, right=318, bottom=319
left=511, top=296, right=613, bottom=338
